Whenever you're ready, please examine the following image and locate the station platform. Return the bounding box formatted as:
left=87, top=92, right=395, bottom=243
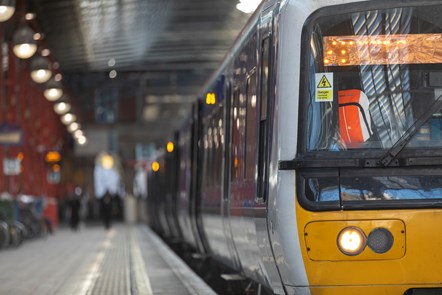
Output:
left=0, top=224, right=216, bottom=295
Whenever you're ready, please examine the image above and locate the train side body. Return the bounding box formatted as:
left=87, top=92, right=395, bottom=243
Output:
left=197, top=1, right=285, bottom=292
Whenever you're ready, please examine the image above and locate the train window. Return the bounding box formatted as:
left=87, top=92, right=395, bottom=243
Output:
left=261, top=38, right=270, bottom=121
left=201, top=123, right=210, bottom=190
left=303, top=4, right=442, bottom=154
left=339, top=171, right=442, bottom=202
left=231, top=87, right=241, bottom=180
left=214, top=110, right=223, bottom=186
left=223, top=82, right=232, bottom=199
left=208, top=118, right=216, bottom=187
left=201, top=111, right=223, bottom=189
left=245, top=73, right=258, bottom=180
left=178, top=130, right=190, bottom=198
left=258, top=37, right=271, bottom=201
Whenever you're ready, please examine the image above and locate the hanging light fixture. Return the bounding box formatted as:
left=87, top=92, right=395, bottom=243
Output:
left=41, top=48, right=50, bottom=57
left=54, top=102, right=71, bottom=115
left=44, top=78, right=63, bottom=101
left=13, top=26, right=37, bottom=59
left=25, top=12, right=35, bottom=21
left=74, top=129, right=83, bottom=139
left=30, top=56, right=52, bottom=84
left=77, top=136, right=87, bottom=145
left=74, top=130, right=87, bottom=146
left=0, top=0, right=15, bottom=22
left=61, top=113, right=76, bottom=125
left=68, top=122, right=80, bottom=133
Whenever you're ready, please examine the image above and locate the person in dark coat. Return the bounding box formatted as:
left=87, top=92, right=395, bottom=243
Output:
left=101, top=190, right=112, bottom=230
left=70, top=195, right=81, bottom=231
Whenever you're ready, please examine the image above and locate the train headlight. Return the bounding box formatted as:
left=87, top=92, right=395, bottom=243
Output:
left=367, top=228, right=394, bottom=254
left=337, top=226, right=366, bottom=256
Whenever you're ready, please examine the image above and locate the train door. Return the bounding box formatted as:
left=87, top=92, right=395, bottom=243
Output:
left=254, top=8, right=286, bottom=293
left=190, top=102, right=208, bottom=254
left=176, top=125, right=198, bottom=249
left=164, top=138, right=182, bottom=239
left=147, top=161, right=162, bottom=232
left=228, top=31, right=265, bottom=283
left=156, top=155, right=172, bottom=237
left=222, top=83, right=243, bottom=271
left=199, top=90, right=236, bottom=268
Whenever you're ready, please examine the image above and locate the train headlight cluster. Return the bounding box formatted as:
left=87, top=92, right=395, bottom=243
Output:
left=337, top=226, right=394, bottom=256
left=305, top=220, right=403, bottom=261
left=337, top=227, right=366, bottom=256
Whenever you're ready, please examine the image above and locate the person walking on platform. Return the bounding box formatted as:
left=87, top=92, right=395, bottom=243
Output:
left=101, top=190, right=112, bottom=230
left=69, top=194, right=81, bottom=231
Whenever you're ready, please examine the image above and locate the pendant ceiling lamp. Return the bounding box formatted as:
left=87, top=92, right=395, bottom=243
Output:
left=44, top=78, right=63, bottom=101
left=68, top=122, right=80, bottom=133
left=61, top=113, right=76, bottom=125
left=54, top=102, right=71, bottom=115
left=13, top=25, right=37, bottom=59
left=0, top=0, right=15, bottom=22
left=30, top=56, right=52, bottom=83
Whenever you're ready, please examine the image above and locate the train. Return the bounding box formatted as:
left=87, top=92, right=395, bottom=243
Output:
left=147, top=0, right=442, bottom=294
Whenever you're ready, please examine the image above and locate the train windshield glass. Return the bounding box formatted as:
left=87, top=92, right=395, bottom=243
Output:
left=298, top=4, right=442, bottom=208
left=305, top=4, right=442, bottom=153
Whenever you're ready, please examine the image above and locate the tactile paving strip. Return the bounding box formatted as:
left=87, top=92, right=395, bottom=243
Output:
left=0, top=225, right=215, bottom=295
left=88, top=230, right=130, bottom=295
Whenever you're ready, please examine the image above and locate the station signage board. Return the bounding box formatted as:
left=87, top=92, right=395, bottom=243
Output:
left=3, top=158, right=20, bottom=175
left=0, top=123, right=22, bottom=146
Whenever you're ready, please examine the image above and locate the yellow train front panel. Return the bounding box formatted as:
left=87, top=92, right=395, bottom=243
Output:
left=296, top=201, right=442, bottom=294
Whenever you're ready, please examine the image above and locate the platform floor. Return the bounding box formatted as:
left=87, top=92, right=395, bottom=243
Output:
left=0, top=224, right=216, bottom=295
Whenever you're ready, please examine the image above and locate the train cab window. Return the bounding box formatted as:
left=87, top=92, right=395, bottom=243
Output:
left=299, top=3, right=442, bottom=209
left=303, top=4, right=442, bottom=153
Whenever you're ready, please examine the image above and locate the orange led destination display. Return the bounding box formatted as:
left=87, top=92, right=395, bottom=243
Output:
left=323, top=34, right=442, bottom=66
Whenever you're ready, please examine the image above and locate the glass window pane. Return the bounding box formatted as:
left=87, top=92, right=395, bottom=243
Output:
left=246, top=74, right=258, bottom=180
left=340, top=171, right=442, bottom=201
left=231, top=88, right=241, bottom=180
left=261, top=38, right=270, bottom=120
left=304, top=5, right=442, bottom=152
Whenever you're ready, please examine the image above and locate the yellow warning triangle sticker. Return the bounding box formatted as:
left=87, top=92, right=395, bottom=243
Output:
left=317, top=75, right=332, bottom=88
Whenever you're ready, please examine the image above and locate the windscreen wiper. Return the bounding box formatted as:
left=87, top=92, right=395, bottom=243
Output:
left=379, top=90, right=442, bottom=167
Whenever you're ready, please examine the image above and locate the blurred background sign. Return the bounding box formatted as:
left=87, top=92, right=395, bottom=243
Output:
left=136, top=143, right=156, bottom=162
left=3, top=158, right=20, bottom=175
left=47, top=170, right=61, bottom=184
left=0, top=124, right=22, bottom=146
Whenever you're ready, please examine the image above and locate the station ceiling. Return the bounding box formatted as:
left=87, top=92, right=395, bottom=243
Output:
left=32, top=0, right=249, bottom=160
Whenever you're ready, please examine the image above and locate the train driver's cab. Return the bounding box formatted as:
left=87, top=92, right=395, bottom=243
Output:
left=297, top=2, right=442, bottom=208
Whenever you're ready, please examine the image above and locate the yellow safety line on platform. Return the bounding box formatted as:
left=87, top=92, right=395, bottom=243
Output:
left=80, top=228, right=116, bottom=295
left=130, top=227, right=153, bottom=295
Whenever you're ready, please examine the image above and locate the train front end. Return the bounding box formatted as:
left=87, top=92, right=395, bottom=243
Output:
left=275, top=0, right=442, bottom=294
